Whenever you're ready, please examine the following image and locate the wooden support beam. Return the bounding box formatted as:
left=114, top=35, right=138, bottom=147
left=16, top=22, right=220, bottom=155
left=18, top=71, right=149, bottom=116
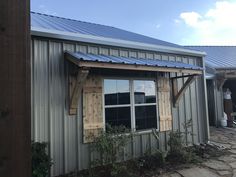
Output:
left=0, top=1, right=31, bottom=177
left=172, top=75, right=197, bottom=107
left=217, top=78, right=226, bottom=90
left=69, top=69, right=89, bottom=115
left=216, top=74, right=226, bottom=90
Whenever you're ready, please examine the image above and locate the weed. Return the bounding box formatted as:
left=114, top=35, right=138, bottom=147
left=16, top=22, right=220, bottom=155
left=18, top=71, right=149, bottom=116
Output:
left=32, top=141, right=52, bottom=177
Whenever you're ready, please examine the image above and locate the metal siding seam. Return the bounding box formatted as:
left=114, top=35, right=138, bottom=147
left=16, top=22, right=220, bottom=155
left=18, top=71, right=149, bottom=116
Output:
left=176, top=57, right=184, bottom=138
left=31, top=39, right=35, bottom=140
left=46, top=40, right=52, bottom=177
left=188, top=59, right=194, bottom=145
left=194, top=61, right=201, bottom=144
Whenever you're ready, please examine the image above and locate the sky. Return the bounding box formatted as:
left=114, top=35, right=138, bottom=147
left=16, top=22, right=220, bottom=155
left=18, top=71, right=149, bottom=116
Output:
left=31, top=0, right=236, bottom=45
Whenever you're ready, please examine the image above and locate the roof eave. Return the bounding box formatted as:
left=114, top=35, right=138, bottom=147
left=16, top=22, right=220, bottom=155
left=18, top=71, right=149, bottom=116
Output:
left=216, top=67, right=236, bottom=70
left=65, top=52, right=203, bottom=75
left=31, top=27, right=206, bottom=57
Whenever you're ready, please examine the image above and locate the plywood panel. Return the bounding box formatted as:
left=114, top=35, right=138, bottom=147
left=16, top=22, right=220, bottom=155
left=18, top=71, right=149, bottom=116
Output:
left=158, top=76, right=172, bottom=132
left=83, top=75, right=103, bottom=143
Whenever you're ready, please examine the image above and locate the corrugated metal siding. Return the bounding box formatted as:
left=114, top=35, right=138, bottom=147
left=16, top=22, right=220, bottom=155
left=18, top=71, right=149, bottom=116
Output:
left=215, top=87, right=224, bottom=125
left=31, top=38, right=207, bottom=177
left=49, top=41, right=65, bottom=175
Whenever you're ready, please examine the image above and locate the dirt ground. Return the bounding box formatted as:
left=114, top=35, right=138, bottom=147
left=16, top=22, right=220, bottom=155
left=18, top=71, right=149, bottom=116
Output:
left=160, top=127, right=236, bottom=177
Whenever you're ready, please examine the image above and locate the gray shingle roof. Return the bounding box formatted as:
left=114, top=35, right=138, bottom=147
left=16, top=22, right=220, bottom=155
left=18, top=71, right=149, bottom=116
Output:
left=186, top=46, right=236, bottom=69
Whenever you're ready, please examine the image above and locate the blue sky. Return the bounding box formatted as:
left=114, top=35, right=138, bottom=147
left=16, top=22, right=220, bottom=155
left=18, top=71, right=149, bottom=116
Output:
left=31, top=0, right=236, bottom=45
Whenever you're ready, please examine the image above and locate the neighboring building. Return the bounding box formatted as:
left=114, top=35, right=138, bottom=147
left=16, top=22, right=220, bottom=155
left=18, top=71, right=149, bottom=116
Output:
left=31, top=12, right=209, bottom=176
left=186, top=46, right=236, bottom=127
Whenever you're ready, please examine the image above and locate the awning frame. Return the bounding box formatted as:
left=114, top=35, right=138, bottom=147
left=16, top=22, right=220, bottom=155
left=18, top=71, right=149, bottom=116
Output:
left=65, top=52, right=203, bottom=75
left=65, top=52, right=203, bottom=113
left=171, top=74, right=199, bottom=107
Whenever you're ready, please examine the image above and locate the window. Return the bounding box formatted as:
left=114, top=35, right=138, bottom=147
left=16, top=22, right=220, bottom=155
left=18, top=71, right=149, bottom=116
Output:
left=104, top=79, right=131, bottom=128
left=134, top=80, right=157, bottom=130
left=104, top=79, right=157, bottom=131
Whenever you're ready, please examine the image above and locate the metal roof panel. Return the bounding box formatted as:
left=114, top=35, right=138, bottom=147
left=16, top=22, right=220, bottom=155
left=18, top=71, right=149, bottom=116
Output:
left=186, top=46, right=236, bottom=69
left=66, top=51, right=203, bottom=71
left=31, top=12, right=200, bottom=53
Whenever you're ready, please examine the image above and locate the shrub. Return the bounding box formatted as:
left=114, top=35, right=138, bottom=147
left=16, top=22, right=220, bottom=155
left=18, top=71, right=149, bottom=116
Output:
left=90, top=125, right=131, bottom=177
left=166, top=131, right=200, bottom=164
left=32, top=142, right=52, bottom=177
left=139, top=150, right=166, bottom=170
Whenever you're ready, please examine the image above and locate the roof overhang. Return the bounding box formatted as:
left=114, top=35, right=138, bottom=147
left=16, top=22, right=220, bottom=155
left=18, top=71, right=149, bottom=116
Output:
left=216, top=69, right=236, bottom=79
left=65, top=51, right=203, bottom=75
left=31, top=27, right=206, bottom=57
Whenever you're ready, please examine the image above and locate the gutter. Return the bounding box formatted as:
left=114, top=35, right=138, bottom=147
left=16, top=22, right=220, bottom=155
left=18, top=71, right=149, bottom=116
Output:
left=31, top=27, right=206, bottom=57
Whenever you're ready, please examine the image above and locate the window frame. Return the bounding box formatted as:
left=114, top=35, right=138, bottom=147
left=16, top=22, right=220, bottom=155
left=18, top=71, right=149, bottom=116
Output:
left=103, top=77, right=159, bottom=133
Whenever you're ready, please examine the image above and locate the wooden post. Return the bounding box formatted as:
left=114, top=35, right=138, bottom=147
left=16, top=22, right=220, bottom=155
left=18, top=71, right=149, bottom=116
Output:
left=0, top=1, right=31, bottom=177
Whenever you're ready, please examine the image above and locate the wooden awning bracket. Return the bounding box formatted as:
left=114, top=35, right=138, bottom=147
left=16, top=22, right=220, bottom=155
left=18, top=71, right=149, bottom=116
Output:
left=69, top=68, right=89, bottom=115
left=216, top=74, right=226, bottom=90
left=216, top=77, right=227, bottom=90
left=171, top=74, right=198, bottom=107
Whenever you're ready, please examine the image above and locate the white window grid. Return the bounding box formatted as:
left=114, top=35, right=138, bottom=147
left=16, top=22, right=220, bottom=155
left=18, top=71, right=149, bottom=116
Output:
left=103, top=78, right=159, bottom=132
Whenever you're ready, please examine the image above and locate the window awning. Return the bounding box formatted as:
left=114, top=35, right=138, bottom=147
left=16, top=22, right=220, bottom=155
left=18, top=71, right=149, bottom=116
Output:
left=65, top=51, right=203, bottom=74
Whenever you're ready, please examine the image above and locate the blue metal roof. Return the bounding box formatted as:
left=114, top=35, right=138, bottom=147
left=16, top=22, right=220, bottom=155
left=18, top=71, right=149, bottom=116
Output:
left=66, top=51, right=203, bottom=71
left=31, top=12, right=190, bottom=51
left=186, top=46, right=236, bottom=69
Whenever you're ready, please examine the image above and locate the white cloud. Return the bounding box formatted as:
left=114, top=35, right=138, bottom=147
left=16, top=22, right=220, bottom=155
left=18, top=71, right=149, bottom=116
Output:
left=179, top=1, right=236, bottom=45
left=180, top=12, right=202, bottom=27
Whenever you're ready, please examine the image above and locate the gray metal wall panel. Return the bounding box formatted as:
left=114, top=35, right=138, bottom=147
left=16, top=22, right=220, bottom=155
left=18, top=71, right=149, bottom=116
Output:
left=88, top=46, right=98, bottom=54
left=63, top=43, right=77, bottom=173
left=183, top=58, right=193, bottom=145
left=32, top=40, right=49, bottom=142
left=49, top=41, right=66, bottom=175
left=120, top=50, right=128, bottom=57
left=129, top=51, right=137, bottom=58
left=189, top=59, right=200, bottom=144
left=176, top=57, right=186, bottom=143
left=99, top=47, right=109, bottom=55
left=146, top=53, right=154, bottom=59
left=76, top=44, right=87, bottom=53
left=31, top=38, right=208, bottom=176
left=110, top=49, right=119, bottom=56
left=215, top=87, right=224, bottom=125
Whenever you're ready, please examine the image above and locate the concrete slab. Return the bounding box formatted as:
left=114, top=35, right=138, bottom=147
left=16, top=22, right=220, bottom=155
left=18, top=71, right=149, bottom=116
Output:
left=229, top=161, right=236, bottom=169
left=177, top=167, right=220, bottom=177
left=217, top=170, right=232, bottom=176
left=218, top=155, right=236, bottom=163
left=203, top=159, right=231, bottom=170
left=169, top=173, right=182, bottom=177
left=229, top=149, right=236, bottom=154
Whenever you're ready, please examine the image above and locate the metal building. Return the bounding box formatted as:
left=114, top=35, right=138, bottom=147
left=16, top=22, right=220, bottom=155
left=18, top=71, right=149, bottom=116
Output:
left=186, top=46, right=236, bottom=127
left=31, top=12, right=209, bottom=176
